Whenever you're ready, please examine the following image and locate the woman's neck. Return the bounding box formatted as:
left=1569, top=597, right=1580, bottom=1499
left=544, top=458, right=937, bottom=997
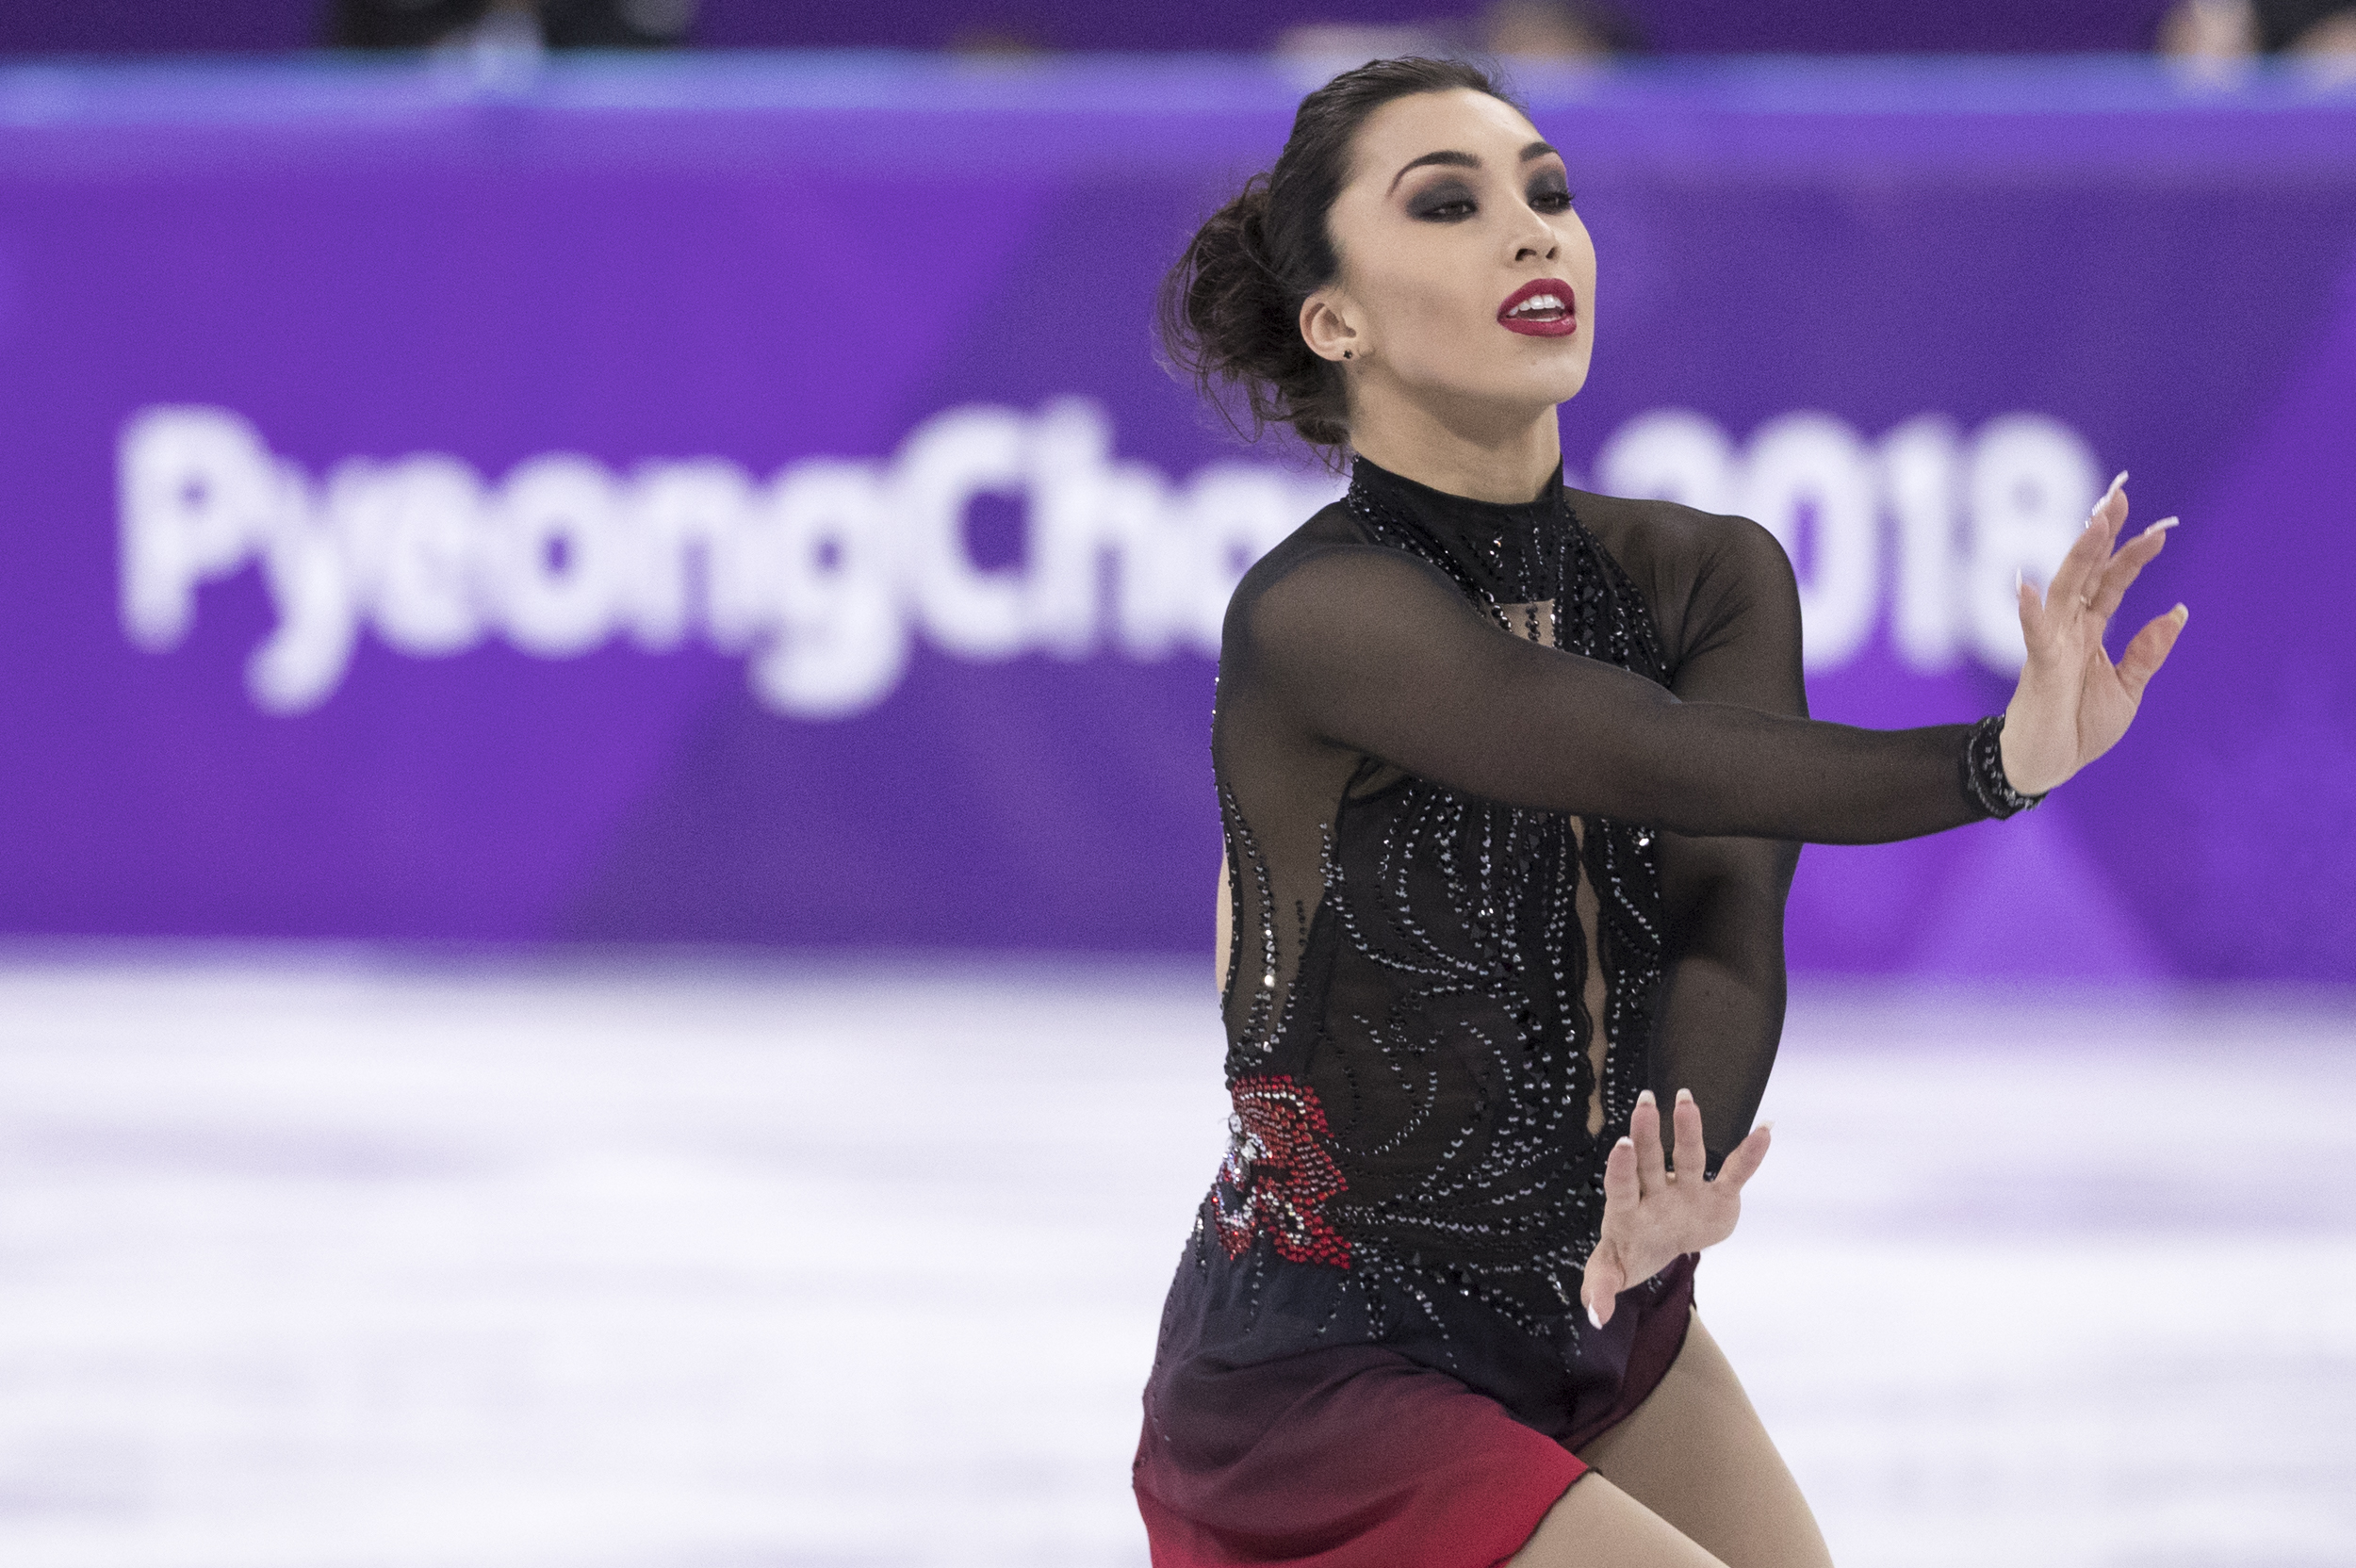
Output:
left=1345, top=393, right=1562, bottom=505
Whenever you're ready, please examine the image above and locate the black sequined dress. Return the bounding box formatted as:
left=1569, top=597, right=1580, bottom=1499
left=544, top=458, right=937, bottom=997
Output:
left=1135, top=456, right=1997, bottom=1565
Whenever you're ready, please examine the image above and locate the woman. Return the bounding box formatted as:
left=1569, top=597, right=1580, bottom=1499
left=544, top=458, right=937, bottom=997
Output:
left=1132, top=57, right=2186, bottom=1568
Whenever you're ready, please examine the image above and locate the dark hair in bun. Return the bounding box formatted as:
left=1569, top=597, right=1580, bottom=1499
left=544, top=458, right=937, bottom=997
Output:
left=1156, top=57, right=1523, bottom=455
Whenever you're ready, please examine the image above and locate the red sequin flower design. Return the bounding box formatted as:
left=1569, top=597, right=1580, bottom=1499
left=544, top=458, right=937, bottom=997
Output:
left=1214, top=1074, right=1351, bottom=1268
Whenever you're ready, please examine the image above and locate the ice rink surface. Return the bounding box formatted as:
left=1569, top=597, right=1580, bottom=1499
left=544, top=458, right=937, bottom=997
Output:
left=0, top=951, right=2350, bottom=1568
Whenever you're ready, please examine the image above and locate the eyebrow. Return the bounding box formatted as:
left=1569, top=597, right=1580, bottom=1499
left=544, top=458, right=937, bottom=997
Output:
left=1388, top=139, right=1559, bottom=193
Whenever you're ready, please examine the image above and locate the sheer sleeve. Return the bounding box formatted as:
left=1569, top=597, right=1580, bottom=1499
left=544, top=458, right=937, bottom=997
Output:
left=1638, top=516, right=1809, bottom=1172
left=1233, top=541, right=1984, bottom=844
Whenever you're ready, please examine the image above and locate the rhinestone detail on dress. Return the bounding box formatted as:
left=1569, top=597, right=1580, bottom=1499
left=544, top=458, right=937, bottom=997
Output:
left=1213, top=1075, right=1353, bottom=1267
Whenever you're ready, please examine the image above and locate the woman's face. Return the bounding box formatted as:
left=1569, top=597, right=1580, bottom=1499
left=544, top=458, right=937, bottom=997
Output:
left=1307, top=89, right=1595, bottom=432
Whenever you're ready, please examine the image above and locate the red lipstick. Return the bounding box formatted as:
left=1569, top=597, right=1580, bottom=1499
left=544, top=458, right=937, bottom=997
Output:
left=1497, top=278, right=1579, bottom=338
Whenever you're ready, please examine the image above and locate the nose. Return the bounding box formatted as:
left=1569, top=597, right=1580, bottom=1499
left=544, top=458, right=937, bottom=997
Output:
left=1509, top=205, right=1560, bottom=265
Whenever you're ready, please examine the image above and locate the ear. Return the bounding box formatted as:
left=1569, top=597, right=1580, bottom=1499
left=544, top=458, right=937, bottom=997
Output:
left=1300, top=290, right=1361, bottom=364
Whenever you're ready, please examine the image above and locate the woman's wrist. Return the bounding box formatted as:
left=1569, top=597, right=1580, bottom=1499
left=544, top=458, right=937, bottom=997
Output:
left=1962, top=713, right=2049, bottom=819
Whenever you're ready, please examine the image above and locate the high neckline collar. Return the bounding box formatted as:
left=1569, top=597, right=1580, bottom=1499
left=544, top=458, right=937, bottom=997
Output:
left=1349, top=452, right=1565, bottom=529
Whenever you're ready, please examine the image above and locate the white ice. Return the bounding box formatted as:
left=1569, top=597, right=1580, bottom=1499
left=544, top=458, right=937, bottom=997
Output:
left=0, top=952, right=2348, bottom=1568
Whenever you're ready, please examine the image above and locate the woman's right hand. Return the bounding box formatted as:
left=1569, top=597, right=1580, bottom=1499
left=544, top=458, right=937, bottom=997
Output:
left=1998, top=474, right=2189, bottom=796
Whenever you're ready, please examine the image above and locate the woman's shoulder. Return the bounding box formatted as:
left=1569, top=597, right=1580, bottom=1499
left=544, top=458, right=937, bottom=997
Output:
left=1565, top=489, right=1802, bottom=666
left=1226, top=501, right=1475, bottom=650
left=1564, top=488, right=1793, bottom=590
left=1239, top=498, right=1427, bottom=592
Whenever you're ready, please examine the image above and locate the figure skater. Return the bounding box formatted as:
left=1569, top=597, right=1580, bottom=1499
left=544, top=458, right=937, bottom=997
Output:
left=1135, top=56, right=2185, bottom=1568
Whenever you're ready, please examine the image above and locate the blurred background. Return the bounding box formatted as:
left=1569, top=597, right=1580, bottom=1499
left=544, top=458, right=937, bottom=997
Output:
left=1, top=3, right=2353, bottom=1566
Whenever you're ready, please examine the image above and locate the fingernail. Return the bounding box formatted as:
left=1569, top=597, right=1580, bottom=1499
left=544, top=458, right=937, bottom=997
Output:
left=2172, top=602, right=2189, bottom=622
left=1616, top=1136, right=1634, bottom=1151
left=2109, top=469, right=2129, bottom=493
left=1758, top=1120, right=1775, bottom=1135
left=1676, top=1086, right=1693, bottom=1103
left=2142, top=515, right=2179, bottom=535
left=1586, top=1303, right=1603, bottom=1330
left=2016, top=567, right=2025, bottom=591
left=1636, top=1089, right=1655, bottom=1106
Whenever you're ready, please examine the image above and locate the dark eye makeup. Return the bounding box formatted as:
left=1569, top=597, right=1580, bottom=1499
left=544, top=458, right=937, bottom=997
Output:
left=1406, top=179, right=1479, bottom=220
left=1403, top=172, right=1577, bottom=222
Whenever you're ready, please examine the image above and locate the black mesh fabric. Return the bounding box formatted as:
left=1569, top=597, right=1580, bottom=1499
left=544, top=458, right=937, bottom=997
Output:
left=1170, top=455, right=1990, bottom=1388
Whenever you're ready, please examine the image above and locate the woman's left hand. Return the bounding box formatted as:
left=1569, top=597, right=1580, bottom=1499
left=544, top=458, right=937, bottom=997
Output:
left=1579, top=1087, right=1770, bottom=1329
left=1997, top=475, right=2187, bottom=795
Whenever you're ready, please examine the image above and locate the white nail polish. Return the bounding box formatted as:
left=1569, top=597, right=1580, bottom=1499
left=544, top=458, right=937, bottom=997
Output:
left=1586, top=1303, right=1603, bottom=1330
left=1675, top=1086, right=1693, bottom=1103
left=1636, top=1089, right=1654, bottom=1106
left=2109, top=469, right=2129, bottom=493
left=2144, top=515, right=2179, bottom=534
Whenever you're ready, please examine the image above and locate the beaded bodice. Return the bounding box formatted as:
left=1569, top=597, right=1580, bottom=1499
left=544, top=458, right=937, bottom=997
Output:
left=1207, top=458, right=1674, bottom=1337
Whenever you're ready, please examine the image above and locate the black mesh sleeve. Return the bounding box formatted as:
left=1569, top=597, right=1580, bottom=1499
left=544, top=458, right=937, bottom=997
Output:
left=1641, top=518, right=1810, bottom=1173
left=1235, top=542, right=1984, bottom=844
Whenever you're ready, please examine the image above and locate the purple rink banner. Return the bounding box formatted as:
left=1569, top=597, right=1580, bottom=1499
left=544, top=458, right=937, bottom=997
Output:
left=0, top=56, right=2352, bottom=980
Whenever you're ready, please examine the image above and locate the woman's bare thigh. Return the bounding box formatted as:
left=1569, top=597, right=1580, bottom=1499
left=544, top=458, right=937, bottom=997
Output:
left=1505, top=1470, right=1730, bottom=1568
left=1507, top=1314, right=1828, bottom=1567
left=1568, top=1313, right=1833, bottom=1568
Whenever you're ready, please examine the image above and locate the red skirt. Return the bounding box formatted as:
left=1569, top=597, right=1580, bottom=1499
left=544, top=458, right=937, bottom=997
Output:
left=1134, top=1264, right=1696, bottom=1568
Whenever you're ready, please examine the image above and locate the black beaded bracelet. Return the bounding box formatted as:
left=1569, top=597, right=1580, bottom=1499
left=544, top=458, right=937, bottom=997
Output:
left=1960, top=713, right=2047, bottom=819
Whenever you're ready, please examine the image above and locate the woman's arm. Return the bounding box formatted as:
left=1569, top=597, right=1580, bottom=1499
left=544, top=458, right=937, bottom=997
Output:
left=1635, top=482, right=2184, bottom=1167
left=1576, top=492, right=2181, bottom=1321
left=1233, top=483, right=2181, bottom=845
left=1236, top=541, right=1972, bottom=841
left=1644, top=516, right=1808, bottom=1173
